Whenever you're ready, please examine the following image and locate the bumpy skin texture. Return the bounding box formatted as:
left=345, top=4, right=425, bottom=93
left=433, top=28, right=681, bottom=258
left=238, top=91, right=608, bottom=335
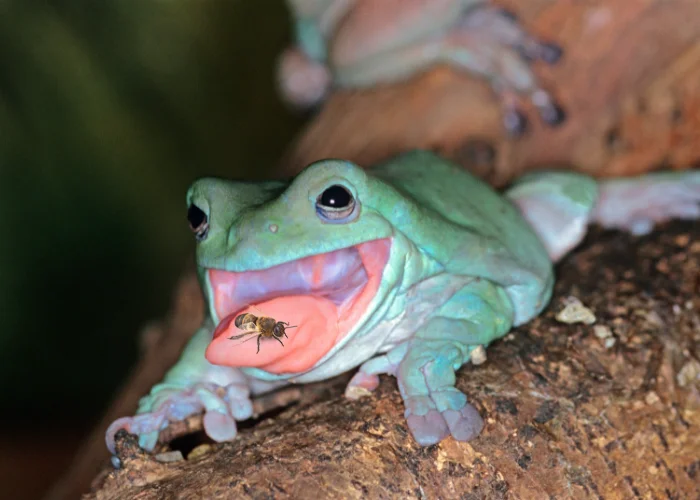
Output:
left=278, top=0, right=565, bottom=135
left=106, top=151, right=700, bottom=454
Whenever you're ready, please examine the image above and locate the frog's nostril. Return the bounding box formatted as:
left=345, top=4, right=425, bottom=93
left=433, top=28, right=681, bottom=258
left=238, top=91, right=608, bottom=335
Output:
left=269, top=223, right=279, bottom=233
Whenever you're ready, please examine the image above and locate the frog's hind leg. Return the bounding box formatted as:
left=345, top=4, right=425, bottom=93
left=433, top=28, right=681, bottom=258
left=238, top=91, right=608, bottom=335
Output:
left=505, top=172, right=599, bottom=262
left=591, top=171, right=700, bottom=235
left=507, top=170, right=700, bottom=262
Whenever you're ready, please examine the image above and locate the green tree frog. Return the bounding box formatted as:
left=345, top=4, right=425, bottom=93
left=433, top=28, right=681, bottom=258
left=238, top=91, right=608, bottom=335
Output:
left=106, top=151, right=699, bottom=452
left=277, top=0, right=565, bottom=135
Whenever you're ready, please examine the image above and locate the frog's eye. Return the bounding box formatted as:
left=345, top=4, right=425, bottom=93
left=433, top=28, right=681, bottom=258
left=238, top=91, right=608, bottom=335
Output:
left=315, top=184, right=358, bottom=223
left=187, top=204, right=209, bottom=241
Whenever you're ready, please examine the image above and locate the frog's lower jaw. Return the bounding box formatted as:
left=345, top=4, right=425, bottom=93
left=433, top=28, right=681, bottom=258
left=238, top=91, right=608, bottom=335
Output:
left=205, top=238, right=392, bottom=375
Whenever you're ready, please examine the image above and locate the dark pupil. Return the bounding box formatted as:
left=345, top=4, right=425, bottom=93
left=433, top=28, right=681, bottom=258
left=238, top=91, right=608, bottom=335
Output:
left=187, top=204, right=207, bottom=229
left=320, top=185, right=351, bottom=208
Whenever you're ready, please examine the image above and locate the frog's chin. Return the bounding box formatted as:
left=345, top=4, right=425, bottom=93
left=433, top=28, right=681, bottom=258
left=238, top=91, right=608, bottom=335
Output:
left=204, top=238, right=392, bottom=375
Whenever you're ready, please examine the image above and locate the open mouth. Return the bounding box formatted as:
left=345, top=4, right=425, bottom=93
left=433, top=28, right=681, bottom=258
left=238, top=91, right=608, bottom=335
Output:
left=204, top=238, right=392, bottom=374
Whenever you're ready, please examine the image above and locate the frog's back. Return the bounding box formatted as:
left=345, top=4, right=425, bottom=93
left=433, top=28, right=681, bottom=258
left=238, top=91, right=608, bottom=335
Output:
left=369, top=150, right=554, bottom=324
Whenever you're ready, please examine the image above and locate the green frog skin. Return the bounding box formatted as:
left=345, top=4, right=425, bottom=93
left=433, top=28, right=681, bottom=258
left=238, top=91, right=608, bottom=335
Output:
left=106, top=151, right=699, bottom=452
left=277, top=0, right=565, bottom=135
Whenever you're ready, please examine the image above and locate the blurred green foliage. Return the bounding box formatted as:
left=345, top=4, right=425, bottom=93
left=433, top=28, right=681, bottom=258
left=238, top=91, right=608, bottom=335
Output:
left=0, top=0, right=303, bottom=424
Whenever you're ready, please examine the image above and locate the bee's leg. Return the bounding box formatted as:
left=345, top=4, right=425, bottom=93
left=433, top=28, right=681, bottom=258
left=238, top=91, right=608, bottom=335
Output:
left=274, top=336, right=285, bottom=347
left=256, top=335, right=261, bottom=354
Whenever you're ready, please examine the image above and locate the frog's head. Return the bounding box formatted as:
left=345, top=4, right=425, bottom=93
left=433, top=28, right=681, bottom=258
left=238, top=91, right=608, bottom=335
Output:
left=186, top=159, right=398, bottom=376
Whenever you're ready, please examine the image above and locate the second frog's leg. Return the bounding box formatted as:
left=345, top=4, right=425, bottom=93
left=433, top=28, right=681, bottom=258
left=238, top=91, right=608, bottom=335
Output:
left=337, top=6, right=564, bottom=136
left=446, top=5, right=566, bottom=135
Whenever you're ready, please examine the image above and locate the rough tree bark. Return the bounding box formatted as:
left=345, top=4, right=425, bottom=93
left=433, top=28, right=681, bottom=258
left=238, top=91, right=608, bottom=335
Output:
left=47, top=1, right=700, bottom=498
left=88, top=221, right=700, bottom=499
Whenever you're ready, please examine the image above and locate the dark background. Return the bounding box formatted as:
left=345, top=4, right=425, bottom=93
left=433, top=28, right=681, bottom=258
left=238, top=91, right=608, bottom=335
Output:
left=0, top=1, right=304, bottom=498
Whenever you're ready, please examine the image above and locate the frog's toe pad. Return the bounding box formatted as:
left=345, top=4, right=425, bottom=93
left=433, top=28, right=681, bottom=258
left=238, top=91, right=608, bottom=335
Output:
left=539, top=101, right=567, bottom=126
left=503, top=108, right=528, bottom=137
left=538, top=42, right=563, bottom=65
left=405, top=405, right=484, bottom=446
left=345, top=371, right=380, bottom=400
left=406, top=410, right=450, bottom=446
left=442, top=404, right=484, bottom=441
left=203, top=411, right=238, bottom=442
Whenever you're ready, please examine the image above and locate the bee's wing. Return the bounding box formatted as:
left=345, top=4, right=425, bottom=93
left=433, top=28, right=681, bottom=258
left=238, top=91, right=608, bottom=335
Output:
left=234, top=334, right=262, bottom=346
left=228, top=327, right=262, bottom=341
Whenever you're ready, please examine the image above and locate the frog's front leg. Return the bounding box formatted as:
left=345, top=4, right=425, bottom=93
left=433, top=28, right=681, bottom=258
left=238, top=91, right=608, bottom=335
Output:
left=398, top=335, right=484, bottom=444
left=347, top=282, right=512, bottom=446
left=105, top=321, right=283, bottom=453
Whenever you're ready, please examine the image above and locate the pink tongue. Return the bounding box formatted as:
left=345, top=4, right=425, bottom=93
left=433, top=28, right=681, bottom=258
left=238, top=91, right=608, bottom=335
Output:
left=206, top=295, right=340, bottom=373
left=205, top=238, right=392, bottom=375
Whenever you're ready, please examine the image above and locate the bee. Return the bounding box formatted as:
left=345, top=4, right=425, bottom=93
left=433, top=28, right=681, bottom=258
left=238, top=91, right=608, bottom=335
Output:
left=228, top=310, right=297, bottom=354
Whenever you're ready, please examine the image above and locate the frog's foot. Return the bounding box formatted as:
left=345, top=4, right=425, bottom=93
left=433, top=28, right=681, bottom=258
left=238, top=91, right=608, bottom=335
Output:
left=592, top=171, right=700, bottom=235
left=277, top=47, right=332, bottom=108
left=448, top=6, right=565, bottom=135
left=105, top=382, right=253, bottom=454
left=397, top=343, right=484, bottom=446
